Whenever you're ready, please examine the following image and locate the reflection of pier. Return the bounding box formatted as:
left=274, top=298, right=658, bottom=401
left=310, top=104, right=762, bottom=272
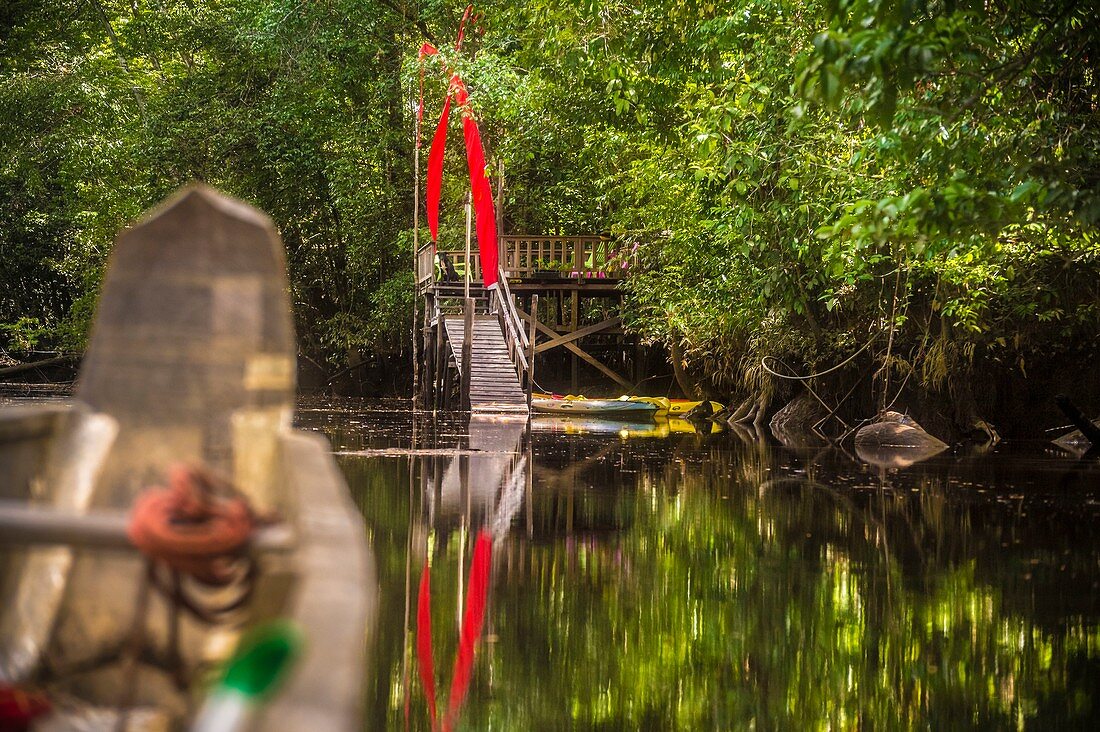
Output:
left=414, top=417, right=647, bottom=543
left=422, top=416, right=531, bottom=537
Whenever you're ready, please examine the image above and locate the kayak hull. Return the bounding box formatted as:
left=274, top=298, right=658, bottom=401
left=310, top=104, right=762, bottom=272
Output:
left=531, top=398, right=659, bottom=417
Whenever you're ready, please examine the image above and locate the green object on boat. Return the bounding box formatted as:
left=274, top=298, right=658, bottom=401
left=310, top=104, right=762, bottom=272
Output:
left=221, top=621, right=302, bottom=699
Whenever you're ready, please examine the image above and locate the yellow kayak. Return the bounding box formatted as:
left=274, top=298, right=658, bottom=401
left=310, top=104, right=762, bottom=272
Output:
left=531, top=395, right=660, bottom=417
left=625, top=396, right=671, bottom=415
left=627, top=397, right=724, bottom=417
left=666, top=400, right=724, bottom=416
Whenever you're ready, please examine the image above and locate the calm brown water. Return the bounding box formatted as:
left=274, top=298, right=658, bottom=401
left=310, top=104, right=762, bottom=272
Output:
left=297, top=401, right=1100, bottom=731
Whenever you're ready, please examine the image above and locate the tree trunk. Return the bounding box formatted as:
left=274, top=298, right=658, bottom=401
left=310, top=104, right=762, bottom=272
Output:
left=669, top=339, right=703, bottom=400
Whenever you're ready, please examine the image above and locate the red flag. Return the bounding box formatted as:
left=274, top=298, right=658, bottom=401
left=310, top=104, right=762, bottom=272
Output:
left=419, top=5, right=500, bottom=286
left=416, top=563, right=438, bottom=727
left=456, top=5, right=473, bottom=50
left=425, top=94, right=451, bottom=245
left=453, top=80, right=500, bottom=288
left=443, top=531, right=493, bottom=732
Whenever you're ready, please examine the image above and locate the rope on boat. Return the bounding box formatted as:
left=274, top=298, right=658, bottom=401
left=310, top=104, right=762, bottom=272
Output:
left=128, top=464, right=255, bottom=586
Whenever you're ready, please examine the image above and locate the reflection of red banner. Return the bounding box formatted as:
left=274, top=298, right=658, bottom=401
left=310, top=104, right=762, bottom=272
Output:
left=415, top=530, right=493, bottom=732
left=444, top=531, right=492, bottom=731
left=417, top=5, right=499, bottom=289
left=416, top=564, right=437, bottom=726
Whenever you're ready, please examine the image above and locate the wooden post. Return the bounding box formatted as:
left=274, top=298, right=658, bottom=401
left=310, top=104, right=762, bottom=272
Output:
left=411, top=90, right=422, bottom=412
left=496, top=159, right=505, bottom=269
left=464, top=192, right=472, bottom=300
left=442, top=361, right=453, bottom=411
left=526, top=294, right=538, bottom=404
left=524, top=426, right=534, bottom=539
left=422, top=315, right=433, bottom=408
left=461, top=297, right=473, bottom=411
left=570, top=290, right=580, bottom=392
left=434, top=315, right=445, bottom=412
left=457, top=448, right=470, bottom=629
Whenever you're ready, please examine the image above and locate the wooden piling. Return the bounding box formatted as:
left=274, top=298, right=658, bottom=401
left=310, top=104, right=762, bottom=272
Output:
left=460, top=297, right=473, bottom=411
left=526, top=294, right=538, bottom=404
left=434, top=315, right=446, bottom=411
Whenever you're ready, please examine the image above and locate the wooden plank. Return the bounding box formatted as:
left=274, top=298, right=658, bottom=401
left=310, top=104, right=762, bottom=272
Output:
left=534, top=316, right=622, bottom=354
left=517, top=308, right=633, bottom=391
left=441, top=302, right=530, bottom=413
left=526, top=294, right=537, bottom=405
left=259, top=432, right=376, bottom=732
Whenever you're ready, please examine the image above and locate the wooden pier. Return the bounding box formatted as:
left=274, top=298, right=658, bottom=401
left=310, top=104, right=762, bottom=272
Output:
left=418, top=235, right=638, bottom=413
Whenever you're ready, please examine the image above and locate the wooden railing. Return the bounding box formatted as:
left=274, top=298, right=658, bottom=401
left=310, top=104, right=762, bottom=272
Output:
left=417, top=235, right=627, bottom=292
left=500, top=235, right=623, bottom=278
left=416, top=242, right=435, bottom=292
left=491, top=266, right=529, bottom=388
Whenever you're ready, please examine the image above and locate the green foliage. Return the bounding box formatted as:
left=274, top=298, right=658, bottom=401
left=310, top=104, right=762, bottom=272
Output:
left=0, top=317, right=49, bottom=353
left=459, top=0, right=1100, bottom=412
left=2, top=0, right=1097, bottom=405
left=353, top=438, right=1100, bottom=729
left=0, top=0, right=421, bottom=373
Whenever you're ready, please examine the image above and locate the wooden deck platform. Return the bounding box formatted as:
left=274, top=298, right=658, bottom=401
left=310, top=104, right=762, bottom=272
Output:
left=417, top=234, right=643, bottom=407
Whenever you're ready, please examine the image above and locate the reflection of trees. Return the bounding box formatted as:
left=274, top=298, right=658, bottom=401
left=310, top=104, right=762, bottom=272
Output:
left=463, top=448, right=1100, bottom=730
left=346, top=430, right=1100, bottom=730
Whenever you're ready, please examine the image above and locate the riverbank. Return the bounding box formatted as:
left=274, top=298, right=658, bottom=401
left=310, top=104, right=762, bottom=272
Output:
left=5, top=339, right=1097, bottom=445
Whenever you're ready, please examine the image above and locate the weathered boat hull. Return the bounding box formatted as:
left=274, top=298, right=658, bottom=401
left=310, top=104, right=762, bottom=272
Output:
left=0, top=185, right=376, bottom=730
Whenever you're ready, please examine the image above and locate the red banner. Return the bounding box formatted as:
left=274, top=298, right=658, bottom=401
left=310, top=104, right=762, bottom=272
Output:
left=417, top=4, right=499, bottom=288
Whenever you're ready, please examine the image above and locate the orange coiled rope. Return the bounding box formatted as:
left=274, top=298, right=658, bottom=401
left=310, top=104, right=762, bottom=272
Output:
left=128, top=464, right=254, bottom=586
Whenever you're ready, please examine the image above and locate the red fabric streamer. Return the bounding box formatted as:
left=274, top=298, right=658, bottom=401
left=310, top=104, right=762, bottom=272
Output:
left=417, top=3, right=500, bottom=285
left=452, top=80, right=499, bottom=289
left=443, top=531, right=493, bottom=732
left=425, top=93, right=451, bottom=245
left=463, top=115, right=499, bottom=289
left=456, top=5, right=473, bottom=50
left=416, top=563, right=438, bottom=728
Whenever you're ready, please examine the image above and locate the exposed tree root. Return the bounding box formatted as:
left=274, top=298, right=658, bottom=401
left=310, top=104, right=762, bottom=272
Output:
left=727, top=395, right=755, bottom=424
left=729, top=393, right=770, bottom=431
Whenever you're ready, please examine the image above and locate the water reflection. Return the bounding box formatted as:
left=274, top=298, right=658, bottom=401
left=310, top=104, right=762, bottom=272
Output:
left=298, top=404, right=1100, bottom=730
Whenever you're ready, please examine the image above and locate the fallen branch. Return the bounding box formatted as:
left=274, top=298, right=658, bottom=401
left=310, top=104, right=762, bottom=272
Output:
left=0, top=355, right=79, bottom=377
left=1055, top=395, right=1100, bottom=446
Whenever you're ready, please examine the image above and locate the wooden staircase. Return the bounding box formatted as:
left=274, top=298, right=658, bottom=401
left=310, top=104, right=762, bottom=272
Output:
left=443, top=314, right=528, bottom=413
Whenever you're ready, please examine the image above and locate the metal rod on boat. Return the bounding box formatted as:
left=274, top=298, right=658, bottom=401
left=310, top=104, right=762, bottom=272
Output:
left=0, top=501, right=295, bottom=553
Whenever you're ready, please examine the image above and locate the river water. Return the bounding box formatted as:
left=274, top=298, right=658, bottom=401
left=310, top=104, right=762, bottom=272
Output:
left=298, top=400, right=1100, bottom=730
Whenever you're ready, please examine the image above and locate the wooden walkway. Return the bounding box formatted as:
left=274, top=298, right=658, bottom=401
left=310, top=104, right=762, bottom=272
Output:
left=418, top=235, right=640, bottom=410
left=443, top=314, right=528, bottom=412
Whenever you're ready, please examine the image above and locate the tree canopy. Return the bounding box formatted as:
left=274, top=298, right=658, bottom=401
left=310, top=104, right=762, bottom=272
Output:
left=2, top=0, right=1097, bottom=420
